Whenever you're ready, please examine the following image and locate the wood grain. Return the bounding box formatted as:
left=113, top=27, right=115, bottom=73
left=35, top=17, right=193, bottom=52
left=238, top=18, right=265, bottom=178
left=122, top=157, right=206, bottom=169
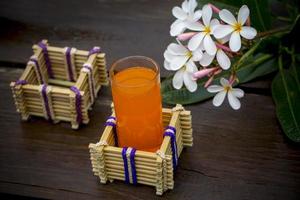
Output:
left=0, top=67, right=300, bottom=199
left=0, top=1, right=300, bottom=199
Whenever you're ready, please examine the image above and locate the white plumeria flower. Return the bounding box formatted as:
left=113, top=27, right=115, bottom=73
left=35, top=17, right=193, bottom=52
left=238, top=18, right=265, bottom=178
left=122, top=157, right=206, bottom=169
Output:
left=200, top=48, right=231, bottom=70
left=170, top=0, right=202, bottom=36
left=207, top=78, right=244, bottom=110
left=199, top=36, right=231, bottom=70
left=172, top=60, right=198, bottom=92
left=213, top=5, right=257, bottom=52
left=164, top=42, right=203, bottom=71
left=187, top=4, right=219, bottom=55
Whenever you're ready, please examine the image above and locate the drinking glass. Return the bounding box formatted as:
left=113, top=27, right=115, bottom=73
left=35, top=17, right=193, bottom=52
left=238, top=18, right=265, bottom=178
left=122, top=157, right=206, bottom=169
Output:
left=110, top=56, right=163, bottom=152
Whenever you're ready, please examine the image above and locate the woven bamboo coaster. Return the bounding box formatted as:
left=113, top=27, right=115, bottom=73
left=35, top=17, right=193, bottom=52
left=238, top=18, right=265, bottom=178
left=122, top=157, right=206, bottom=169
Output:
left=89, top=104, right=193, bottom=195
left=10, top=40, right=108, bottom=129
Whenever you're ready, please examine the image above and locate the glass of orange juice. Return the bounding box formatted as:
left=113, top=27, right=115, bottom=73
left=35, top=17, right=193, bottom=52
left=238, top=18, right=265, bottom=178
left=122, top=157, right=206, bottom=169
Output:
left=110, top=56, right=163, bottom=152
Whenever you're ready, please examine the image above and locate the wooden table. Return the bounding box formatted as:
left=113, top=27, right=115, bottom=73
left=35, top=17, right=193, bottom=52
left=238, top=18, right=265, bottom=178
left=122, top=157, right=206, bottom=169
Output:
left=0, top=1, right=300, bottom=199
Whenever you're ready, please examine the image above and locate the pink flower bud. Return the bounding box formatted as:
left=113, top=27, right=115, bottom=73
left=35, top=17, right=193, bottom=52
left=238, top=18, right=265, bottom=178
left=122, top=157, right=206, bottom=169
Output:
left=193, top=67, right=218, bottom=80
left=216, top=43, right=232, bottom=53
left=208, top=3, right=221, bottom=13
left=177, top=32, right=197, bottom=41
left=246, top=17, right=251, bottom=26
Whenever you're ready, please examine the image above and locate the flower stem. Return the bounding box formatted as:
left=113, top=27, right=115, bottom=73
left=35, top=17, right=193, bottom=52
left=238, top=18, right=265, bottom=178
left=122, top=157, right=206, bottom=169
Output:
left=257, top=26, right=290, bottom=38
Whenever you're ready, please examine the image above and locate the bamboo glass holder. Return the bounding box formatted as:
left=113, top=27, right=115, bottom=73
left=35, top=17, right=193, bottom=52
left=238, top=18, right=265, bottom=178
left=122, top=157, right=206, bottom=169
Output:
left=89, top=104, right=193, bottom=195
left=10, top=40, right=108, bottom=129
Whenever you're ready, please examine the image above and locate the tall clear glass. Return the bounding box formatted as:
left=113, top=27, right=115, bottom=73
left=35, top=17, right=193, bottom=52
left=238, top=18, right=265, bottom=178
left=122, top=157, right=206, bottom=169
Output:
left=110, top=56, right=163, bottom=152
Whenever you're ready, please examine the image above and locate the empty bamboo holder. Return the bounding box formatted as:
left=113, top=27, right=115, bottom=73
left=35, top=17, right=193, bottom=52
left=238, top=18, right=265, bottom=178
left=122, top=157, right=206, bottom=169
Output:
left=89, top=104, right=193, bottom=195
left=10, top=40, right=108, bottom=129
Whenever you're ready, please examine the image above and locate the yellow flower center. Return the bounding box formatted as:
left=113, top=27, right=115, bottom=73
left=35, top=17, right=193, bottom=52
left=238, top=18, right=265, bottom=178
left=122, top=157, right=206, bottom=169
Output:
left=233, top=23, right=242, bottom=32
left=186, top=51, right=193, bottom=58
left=224, top=85, right=232, bottom=92
left=204, top=26, right=211, bottom=34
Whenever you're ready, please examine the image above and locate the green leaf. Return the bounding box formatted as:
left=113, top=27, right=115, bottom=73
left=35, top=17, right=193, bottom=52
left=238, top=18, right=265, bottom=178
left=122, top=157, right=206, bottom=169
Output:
left=199, top=0, right=272, bottom=31
left=271, top=56, right=300, bottom=142
left=161, top=53, right=277, bottom=105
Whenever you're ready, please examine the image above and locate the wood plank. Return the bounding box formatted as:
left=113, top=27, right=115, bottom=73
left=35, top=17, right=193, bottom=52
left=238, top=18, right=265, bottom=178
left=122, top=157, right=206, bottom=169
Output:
left=1, top=66, right=300, bottom=199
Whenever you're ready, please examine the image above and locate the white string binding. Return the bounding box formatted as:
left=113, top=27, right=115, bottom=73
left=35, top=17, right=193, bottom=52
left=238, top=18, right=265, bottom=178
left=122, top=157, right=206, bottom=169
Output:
left=156, top=150, right=167, bottom=192
left=81, top=63, right=96, bottom=104
left=38, top=85, right=55, bottom=120
left=28, top=55, right=46, bottom=84
left=63, top=47, right=77, bottom=82
left=126, top=147, right=134, bottom=184
left=171, top=104, right=184, bottom=112
left=95, top=141, right=108, bottom=147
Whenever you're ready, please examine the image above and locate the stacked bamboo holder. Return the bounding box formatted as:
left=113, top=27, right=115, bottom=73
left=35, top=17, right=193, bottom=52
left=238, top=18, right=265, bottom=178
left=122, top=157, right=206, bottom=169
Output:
left=89, top=104, right=193, bottom=195
left=10, top=40, right=108, bottom=129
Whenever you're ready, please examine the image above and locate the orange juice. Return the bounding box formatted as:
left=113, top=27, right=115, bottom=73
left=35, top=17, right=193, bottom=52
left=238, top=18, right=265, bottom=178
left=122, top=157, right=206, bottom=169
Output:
left=111, top=66, right=163, bottom=152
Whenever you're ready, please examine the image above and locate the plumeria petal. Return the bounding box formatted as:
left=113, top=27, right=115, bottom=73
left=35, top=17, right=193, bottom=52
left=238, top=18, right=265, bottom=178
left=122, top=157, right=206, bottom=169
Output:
left=172, top=7, right=188, bottom=20
left=192, top=48, right=203, bottom=61
left=210, top=19, right=220, bottom=33
left=182, top=0, right=189, bottom=13
left=218, top=34, right=231, bottom=44
left=172, top=69, right=184, bottom=89
left=170, top=20, right=186, bottom=36
left=220, top=77, right=229, bottom=87
left=240, top=26, right=257, bottom=39
left=207, top=85, right=224, bottom=93
left=213, top=25, right=234, bottom=39
left=203, top=35, right=217, bottom=55
left=202, top=4, right=213, bottom=27
left=231, top=88, right=244, bottom=98
left=238, top=5, right=249, bottom=25
left=168, top=43, right=188, bottom=55
left=185, top=60, right=198, bottom=73
left=216, top=49, right=231, bottom=70
left=212, top=90, right=226, bottom=106
left=188, top=32, right=206, bottom=51
left=187, top=22, right=205, bottom=31
left=170, top=55, right=189, bottom=70
left=193, top=10, right=202, bottom=21
left=188, top=0, right=197, bottom=13
left=228, top=91, right=241, bottom=110
left=164, top=50, right=177, bottom=63
left=229, top=31, right=241, bottom=52
left=164, top=60, right=171, bottom=70
left=219, top=9, right=237, bottom=25
left=171, top=19, right=180, bottom=28
left=183, top=72, right=197, bottom=92
left=199, top=52, right=214, bottom=66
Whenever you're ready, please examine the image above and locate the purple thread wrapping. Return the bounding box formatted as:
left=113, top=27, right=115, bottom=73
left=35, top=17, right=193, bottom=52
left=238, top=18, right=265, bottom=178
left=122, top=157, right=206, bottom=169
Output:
left=70, top=86, right=82, bottom=124
left=164, top=126, right=178, bottom=170
left=122, top=147, right=130, bottom=184
left=38, top=41, right=53, bottom=78
left=41, top=84, right=52, bottom=120
left=88, top=46, right=101, bottom=57
left=129, top=148, right=137, bottom=185
left=105, top=118, right=118, bottom=147
left=66, top=47, right=75, bottom=82
left=30, top=58, right=44, bottom=84
left=108, top=116, right=116, bottom=120
left=83, top=64, right=96, bottom=100
left=166, top=125, right=176, bottom=134
left=15, top=80, right=27, bottom=85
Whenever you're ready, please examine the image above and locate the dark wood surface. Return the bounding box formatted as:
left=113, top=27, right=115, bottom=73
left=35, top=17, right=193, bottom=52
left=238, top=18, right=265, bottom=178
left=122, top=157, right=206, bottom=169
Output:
left=1, top=1, right=300, bottom=199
